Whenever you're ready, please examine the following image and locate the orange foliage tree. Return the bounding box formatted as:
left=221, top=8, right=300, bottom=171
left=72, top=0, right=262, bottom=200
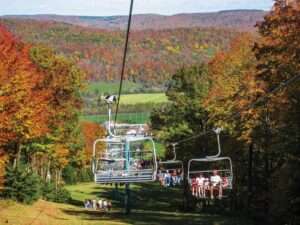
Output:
left=253, top=1, right=300, bottom=222
left=0, top=24, right=51, bottom=168
left=0, top=23, right=86, bottom=187
left=0, top=150, right=7, bottom=188
left=81, top=121, right=105, bottom=165
left=27, top=44, right=86, bottom=183
left=204, top=33, right=262, bottom=141
left=255, top=0, right=300, bottom=118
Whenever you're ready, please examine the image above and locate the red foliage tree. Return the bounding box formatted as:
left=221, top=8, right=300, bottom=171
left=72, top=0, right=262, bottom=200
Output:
left=0, top=24, right=51, bottom=166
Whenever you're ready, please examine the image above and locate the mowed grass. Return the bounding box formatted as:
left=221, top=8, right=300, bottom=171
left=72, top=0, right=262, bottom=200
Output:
left=0, top=199, right=126, bottom=225
left=0, top=182, right=254, bottom=225
left=119, top=93, right=168, bottom=105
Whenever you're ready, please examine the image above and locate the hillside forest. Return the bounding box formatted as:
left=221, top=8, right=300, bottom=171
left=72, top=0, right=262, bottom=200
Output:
left=0, top=1, right=299, bottom=225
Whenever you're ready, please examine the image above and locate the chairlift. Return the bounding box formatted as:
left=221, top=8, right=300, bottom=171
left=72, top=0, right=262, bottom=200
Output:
left=92, top=98, right=158, bottom=184
left=157, top=143, right=184, bottom=187
left=187, top=128, right=233, bottom=199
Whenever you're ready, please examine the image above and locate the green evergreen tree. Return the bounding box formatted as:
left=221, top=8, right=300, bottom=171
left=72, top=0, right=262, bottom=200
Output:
left=3, top=165, right=41, bottom=204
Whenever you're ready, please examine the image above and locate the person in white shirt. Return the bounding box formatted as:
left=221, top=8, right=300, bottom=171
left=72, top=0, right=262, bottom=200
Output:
left=196, top=173, right=206, bottom=198
left=98, top=199, right=103, bottom=209
left=103, top=200, right=108, bottom=211
left=210, top=170, right=223, bottom=199
left=92, top=199, right=97, bottom=209
left=204, top=177, right=210, bottom=193
left=126, top=129, right=137, bottom=135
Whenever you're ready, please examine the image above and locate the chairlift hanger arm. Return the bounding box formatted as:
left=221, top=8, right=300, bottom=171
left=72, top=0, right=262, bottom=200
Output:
left=206, top=127, right=223, bottom=158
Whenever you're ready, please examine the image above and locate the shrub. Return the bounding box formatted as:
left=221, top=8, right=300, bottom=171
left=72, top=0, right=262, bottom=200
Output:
left=62, top=165, right=78, bottom=184
left=3, top=165, right=41, bottom=204
left=78, top=168, right=93, bottom=182
left=41, top=182, right=71, bottom=203
left=62, top=166, right=93, bottom=184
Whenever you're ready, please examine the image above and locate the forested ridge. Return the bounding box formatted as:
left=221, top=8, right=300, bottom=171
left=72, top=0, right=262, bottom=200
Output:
left=151, top=1, right=300, bottom=224
left=0, top=0, right=299, bottom=224
left=3, top=10, right=266, bottom=31
left=1, top=19, right=239, bottom=85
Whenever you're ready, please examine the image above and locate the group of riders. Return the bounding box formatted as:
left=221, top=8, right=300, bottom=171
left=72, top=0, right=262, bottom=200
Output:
left=190, top=170, right=229, bottom=199
left=156, top=167, right=229, bottom=200
left=157, top=169, right=183, bottom=187
left=84, top=199, right=112, bottom=211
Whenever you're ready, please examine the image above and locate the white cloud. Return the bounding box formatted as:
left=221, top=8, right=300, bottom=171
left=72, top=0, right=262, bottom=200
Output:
left=0, top=0, right=274, bottom=16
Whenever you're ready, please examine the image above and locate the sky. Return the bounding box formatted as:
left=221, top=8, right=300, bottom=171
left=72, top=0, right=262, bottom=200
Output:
left=0, top=0, right=274, bottom=16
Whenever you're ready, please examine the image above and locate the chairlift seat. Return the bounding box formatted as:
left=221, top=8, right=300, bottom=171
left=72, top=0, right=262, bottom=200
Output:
left=93, top=133, right=158, bottom=184
left=188, top=157, right=233, bottom=190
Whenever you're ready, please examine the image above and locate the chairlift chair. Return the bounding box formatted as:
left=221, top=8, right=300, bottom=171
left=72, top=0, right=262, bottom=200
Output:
left=187, top=128, right=233, bottom=199
left=157, top=143, right=184, bottom=186
left=188, top=157, right=233, bottom=190
left=92, top=101, right=158, bottom=184
left=93, top=134, right=158, bottom=184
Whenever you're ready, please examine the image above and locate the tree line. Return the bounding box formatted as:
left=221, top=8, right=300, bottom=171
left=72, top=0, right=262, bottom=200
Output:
left=151, top=2, right=300, bottom=224
left=0, top=24, right=104, bottom=203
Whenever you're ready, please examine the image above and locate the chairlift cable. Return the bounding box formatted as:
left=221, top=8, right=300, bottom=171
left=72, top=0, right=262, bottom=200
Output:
left=114, top=0, right=134, bottom=125
left=173, top=73, right=300, bottom=145
left=172, top=130, right=212, bottom=146
left=224, top=72, right=300, bottom=122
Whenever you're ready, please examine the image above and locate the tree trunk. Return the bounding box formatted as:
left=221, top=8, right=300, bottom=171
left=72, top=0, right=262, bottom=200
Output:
left=13, top=143, right=22, bottom=169
left=183, top=159, right=193, bottom=211
left=55, top=169, right=58, bottom=191
left=247, top=143, right=254, bottom=210
left=58, top=169, right=62, bottom=185
left=46, top=161, right=51, bottom=183
left=263, top=111, right=271, bottom=223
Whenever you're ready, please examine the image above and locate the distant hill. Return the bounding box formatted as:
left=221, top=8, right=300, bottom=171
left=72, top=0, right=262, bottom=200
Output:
left=3, top=10, right=266, bottom=31
left=1, top=18, right=239, bottom=85
left=0, top=19, right=239, bottom=86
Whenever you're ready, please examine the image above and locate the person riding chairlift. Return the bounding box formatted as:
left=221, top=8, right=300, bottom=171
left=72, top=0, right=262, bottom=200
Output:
left=164, top=170, right=171, bottom=187
left=126, top=129, right=137, bottom=135
left=191, top=176, right=198, bottom=197
left=176, top=169, right=182, bottom=185
left=210, top=170, right=223, bottom=199
left=196, top=173, right=205, bottom=198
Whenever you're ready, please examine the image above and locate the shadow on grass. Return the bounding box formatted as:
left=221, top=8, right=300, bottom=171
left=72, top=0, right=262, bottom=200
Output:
left=61, top=208, right=252, bottom=225
left=66, top=182, right=253, bottom=225
left=68, top=198, right=83, bottom=207
left=89, top=183, right=184, bottom=212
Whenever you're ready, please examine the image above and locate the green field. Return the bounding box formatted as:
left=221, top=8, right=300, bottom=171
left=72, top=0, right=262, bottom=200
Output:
left=81, top=112, right=151, bottom=124
left=87, top=81, right=143, bottom=95
left=119, top=93, right=168, bottom=105
left=81, top=92, right=168, bottom=124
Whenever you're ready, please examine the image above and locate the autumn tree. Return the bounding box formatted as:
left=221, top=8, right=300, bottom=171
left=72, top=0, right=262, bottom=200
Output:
left=204, top=33, right=260, bottom=138
left=0, top=150, right=7, bottom=188
left=0, top=23, right=86, bottom=192
left=81, top=121, right=105, bottom=166
left=0, top=24, right=51, bottom=169
left=28, top=45, right=86, bottom=184
left=253, top=1, right=300, bottom=223
left=202, top=2, right=300, bottom=222
left=201, top=33, right=265, bottom=212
